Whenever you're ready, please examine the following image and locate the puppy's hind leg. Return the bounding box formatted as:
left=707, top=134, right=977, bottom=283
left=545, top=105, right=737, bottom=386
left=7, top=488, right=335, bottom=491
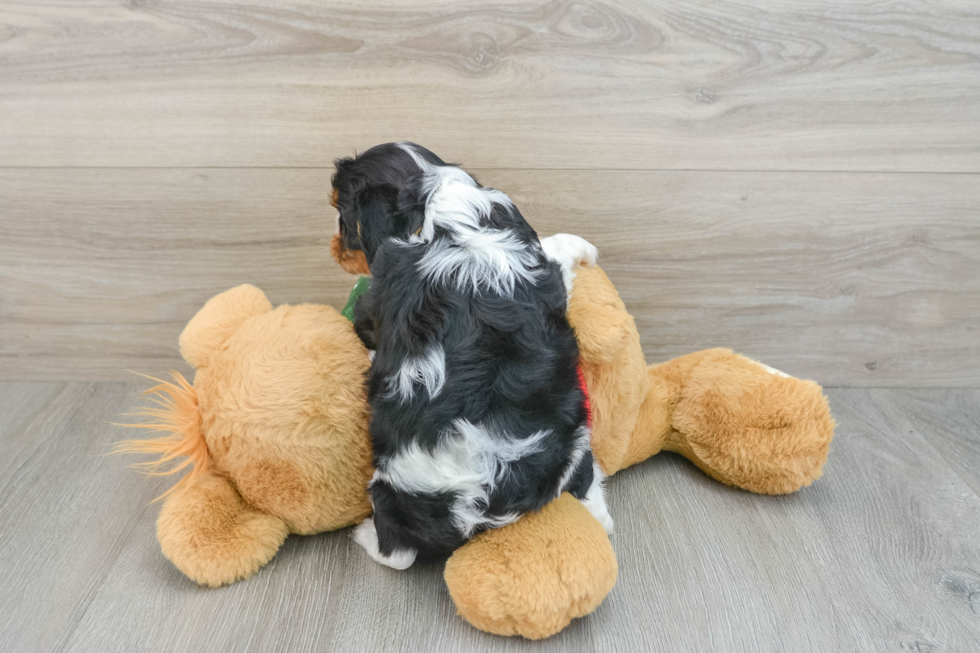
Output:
left=353, top=479, right=421, bottom=570
left=353, top=517, right=417, bottom=570
left=580, top=463, right=614, bottom=535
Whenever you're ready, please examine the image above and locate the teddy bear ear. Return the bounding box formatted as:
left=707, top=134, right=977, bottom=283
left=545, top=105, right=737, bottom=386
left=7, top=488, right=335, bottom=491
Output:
left=179, top=284, right=273, bottom=368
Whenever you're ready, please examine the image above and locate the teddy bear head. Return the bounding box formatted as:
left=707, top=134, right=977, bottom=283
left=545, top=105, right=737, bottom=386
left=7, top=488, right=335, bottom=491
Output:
left=176, top=284, right=374, bottom=534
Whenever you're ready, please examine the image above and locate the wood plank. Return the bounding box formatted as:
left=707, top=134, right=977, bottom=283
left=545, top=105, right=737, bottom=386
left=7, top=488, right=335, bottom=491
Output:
left=61, top=519, right=520, bottom=653
left=802, top=389, right=980, bottom=650
left=3, top=384, right=979, bottom=651
left=884, top=389, right=980, bottom=499
left=0, top=167, right=341, bottom=382
left=0, top=381, right=62, bottom=443
left=2, top=168, right=978, bottom=385
left=0, top=382, right=159, bottom=652
left=508, top=169, right=980, bottom=388
left=1, top=0, right=979, bottom=170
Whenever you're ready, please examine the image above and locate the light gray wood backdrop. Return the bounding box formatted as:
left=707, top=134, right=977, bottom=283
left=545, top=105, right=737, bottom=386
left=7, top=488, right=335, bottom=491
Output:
left=1, top=0, right=979, bottom=385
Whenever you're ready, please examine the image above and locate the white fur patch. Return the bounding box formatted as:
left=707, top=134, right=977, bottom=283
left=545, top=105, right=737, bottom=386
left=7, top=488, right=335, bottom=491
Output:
left=554, top=424, right=592, bottom=498
left=580, top=463, right=614, bottom=534
left=375, top=419, right=551, bottom=537
left=385, top=345, right=446, bottom=403
left=417, top=229, right=541, bottom=296
left=398, top=142, right=539, bottom=297
left=540, top=233, right=599, bottom=295
left=352, top=517, right=417, bottom=570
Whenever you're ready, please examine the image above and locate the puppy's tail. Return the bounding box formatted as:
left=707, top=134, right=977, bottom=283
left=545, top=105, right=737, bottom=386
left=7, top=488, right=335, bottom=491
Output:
left=112, top=371, right=209, bottom=502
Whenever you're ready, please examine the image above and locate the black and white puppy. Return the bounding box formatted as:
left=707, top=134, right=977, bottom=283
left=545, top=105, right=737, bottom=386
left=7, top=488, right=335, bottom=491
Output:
left=331, top=142, right=612, bottom=569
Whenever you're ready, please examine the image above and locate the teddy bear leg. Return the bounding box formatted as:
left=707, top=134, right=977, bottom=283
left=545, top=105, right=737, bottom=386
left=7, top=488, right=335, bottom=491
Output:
left=658, top=349, right=836, bottom=494
left=444, top=493, right=617, bottom=640
left=156, top=470, right=289, bottom=587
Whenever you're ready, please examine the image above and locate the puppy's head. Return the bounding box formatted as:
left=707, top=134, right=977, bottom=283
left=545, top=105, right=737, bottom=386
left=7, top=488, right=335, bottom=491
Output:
left=331, top=142, right=443, bottom=271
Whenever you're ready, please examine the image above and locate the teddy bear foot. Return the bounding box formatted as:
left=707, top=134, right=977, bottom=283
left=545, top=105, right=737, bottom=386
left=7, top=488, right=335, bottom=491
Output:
left=157, top=471, right=289, bottom=587
left=658, top=349, right=835, bottom=494
left=445, top=493, right=617, bottom=639
left=352, top=517, right=418, bottom=570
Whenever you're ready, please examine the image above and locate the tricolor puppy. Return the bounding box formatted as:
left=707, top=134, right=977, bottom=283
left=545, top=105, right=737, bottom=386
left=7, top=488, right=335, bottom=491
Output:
left=331, top=142, right=612, bottom=570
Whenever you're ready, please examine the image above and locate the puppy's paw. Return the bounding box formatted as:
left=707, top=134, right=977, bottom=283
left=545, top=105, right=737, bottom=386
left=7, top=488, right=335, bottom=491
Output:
left=581, top=464, right=614, bottom=535
left=541, top=233, right=598, bottom=269
left=541, top=234, right=598, bottom=295
left=587, top=501, right=615, bottom=536
left=352, top=517, right=417, bottom=570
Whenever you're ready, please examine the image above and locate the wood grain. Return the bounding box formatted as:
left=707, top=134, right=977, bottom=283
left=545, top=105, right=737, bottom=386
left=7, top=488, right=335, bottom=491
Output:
left=0, top=0, right=978, bottom=170
left=884, top=389, right=980, bottom=499
left=2, top=383, right=979, bottom=651
left=0, top=383, right=155, bottom=653
left=2, top=168, right=978, bottom=385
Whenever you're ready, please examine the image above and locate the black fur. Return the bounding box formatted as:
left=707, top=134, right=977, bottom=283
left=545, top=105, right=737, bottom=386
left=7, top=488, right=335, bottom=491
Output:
left=332, top=143, right=592, bottom=561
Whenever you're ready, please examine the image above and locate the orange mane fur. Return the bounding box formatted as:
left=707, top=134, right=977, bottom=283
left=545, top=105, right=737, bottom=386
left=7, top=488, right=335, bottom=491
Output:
left=112, top=371, right=209, bottom=501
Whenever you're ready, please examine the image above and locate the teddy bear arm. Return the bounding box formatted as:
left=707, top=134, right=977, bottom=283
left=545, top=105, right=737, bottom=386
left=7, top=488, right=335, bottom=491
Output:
left=156, top=470, right=288, bottom=587
left=565, top=265, right=656, bottom=475
left=567, top=266, right=638, bottom=365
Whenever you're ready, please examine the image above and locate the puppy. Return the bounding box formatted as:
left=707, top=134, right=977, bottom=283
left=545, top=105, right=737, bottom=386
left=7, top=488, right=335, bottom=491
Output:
left=331, top=142, right=612, bottom=569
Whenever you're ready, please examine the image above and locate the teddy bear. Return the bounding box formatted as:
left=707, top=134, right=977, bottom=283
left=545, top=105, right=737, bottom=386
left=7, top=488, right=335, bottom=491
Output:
left=117, top=251, right=834, bottom=640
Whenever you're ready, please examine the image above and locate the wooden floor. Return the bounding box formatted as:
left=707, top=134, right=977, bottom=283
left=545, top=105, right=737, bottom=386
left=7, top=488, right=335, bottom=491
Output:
left=0, top=383, right=978, bottom=652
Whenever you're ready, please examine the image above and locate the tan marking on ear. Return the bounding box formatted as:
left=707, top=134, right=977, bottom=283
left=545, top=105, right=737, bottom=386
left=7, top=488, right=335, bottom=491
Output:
left=331, top=233, right=371, bottom=275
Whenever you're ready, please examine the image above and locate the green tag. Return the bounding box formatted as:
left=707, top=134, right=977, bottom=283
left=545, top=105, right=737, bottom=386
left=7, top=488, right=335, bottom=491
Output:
left=341, top=276, right=371, bottom=323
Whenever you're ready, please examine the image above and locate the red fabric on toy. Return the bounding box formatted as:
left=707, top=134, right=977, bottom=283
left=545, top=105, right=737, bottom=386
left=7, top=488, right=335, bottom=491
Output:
left=577, top=365, right=592, bottom=429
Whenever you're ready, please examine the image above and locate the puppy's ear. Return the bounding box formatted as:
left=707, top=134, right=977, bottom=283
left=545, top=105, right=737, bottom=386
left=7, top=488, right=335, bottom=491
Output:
left=354, top=184, right=400, bottom=261
left=396, top=176, right=427, bottom=238
left=332, top=155, right=355, bottom=181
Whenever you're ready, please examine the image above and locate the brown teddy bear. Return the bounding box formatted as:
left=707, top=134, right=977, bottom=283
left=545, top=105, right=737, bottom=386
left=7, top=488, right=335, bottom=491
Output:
left=118, top=257, right=834, bottom=640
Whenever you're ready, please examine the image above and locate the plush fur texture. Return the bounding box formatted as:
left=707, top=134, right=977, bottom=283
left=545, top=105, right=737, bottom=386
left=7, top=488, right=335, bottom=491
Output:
left=560, top=266, right=835, bottom=490
left=187, top=290, right=375, bottom=536
left=121, top=284, right=374, bottom=586
left=157, top=470, right=289, bottom=587
left=444, top=493, right=617, bottom=640
left=331, top=143, right=599, bottom=564
left=653, top=349, right=835, bottom=494
left=564, top=265, right=650, bottom=476
left=119, top=263, right=834, bottom=639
